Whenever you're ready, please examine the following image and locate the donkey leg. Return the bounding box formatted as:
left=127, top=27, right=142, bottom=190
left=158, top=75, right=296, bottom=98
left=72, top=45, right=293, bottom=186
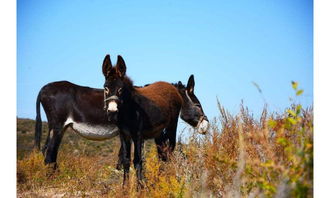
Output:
left=166, top=117, right=179, bottom=155
left=116, top=144, right=124, bottom=170
left=154, top=131, right=169, bottom=161
left=133, top=135, right=144, bottom=188
left=116, top=139, right=133, bottom=170
left=42, top=128, right=51, bottom=156
left=119, top=134, right=131, bottom=185
left=44, top=124, right=65, bottom=170
left=168, top=130, right=177, bottom=154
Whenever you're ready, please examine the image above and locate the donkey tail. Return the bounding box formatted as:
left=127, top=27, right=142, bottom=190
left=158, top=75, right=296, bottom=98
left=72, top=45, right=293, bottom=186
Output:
left=34, top=90, right=42, bottom=150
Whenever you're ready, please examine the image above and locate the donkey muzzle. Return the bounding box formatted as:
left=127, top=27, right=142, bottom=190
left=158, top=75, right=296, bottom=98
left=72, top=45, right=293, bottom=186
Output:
left=197, top=117, right=209, bottom=134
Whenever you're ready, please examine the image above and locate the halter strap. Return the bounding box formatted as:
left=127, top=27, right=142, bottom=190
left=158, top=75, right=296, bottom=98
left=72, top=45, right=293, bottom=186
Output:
left=104, top=95, right=119, bottom=102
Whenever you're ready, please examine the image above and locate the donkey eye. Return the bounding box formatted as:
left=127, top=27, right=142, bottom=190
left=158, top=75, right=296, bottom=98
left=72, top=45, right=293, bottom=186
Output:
left=117, top=88, right=122, bottom=95
left=104, top=87, right=109, bottom=94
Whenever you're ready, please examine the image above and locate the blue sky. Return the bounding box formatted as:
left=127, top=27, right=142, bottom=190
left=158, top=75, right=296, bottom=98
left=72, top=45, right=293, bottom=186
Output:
left=17, top=0, right=313, bottom=133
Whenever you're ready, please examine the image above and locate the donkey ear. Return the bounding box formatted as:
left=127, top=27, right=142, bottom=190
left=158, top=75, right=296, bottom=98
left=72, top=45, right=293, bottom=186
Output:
left=116, top=55, right=126, bottom=78
left=187, top=74, right=195, bottom=93
left=102, top=54, right=112, bottom=78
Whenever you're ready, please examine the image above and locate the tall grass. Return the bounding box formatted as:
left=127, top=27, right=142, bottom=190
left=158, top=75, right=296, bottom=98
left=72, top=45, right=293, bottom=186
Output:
left=17, top=84, right=313, bottom=197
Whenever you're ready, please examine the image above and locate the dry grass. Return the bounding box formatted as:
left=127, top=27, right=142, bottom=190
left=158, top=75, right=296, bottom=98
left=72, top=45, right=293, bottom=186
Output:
left=17, top=100, right=313, bottom=197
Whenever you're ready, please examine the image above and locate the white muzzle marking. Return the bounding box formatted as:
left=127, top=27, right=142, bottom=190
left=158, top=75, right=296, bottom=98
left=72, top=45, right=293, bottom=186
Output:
left=107, top=101, right=118, bottom=112
left=197, top=119, right=209, bottom=134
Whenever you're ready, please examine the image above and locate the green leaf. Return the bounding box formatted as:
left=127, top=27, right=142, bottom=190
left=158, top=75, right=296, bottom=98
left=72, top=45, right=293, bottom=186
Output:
left=287, top=117, right=297, bottom=125
left=296, top=104, right=302, bottom=115
left=296, top=89, right=304, bottom=96
left=268, top=119, right=277, bottom=128
left=291, top=81, right=298, bottom=90
left=287, top=109, right=296, bottom=117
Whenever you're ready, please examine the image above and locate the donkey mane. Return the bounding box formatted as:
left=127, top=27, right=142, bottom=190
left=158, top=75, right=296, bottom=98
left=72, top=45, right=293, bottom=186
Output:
left=172, top=82, right=186, bottom=89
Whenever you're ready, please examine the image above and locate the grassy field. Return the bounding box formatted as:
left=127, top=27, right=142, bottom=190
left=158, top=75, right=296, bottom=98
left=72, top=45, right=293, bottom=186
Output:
left=17, top=95, right=313, bottom=197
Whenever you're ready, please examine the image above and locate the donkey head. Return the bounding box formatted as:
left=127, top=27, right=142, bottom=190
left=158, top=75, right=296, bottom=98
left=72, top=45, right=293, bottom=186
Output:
left=102, top=54, right=131, bottom=123
left=177, top=75, right=209, bottom=134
